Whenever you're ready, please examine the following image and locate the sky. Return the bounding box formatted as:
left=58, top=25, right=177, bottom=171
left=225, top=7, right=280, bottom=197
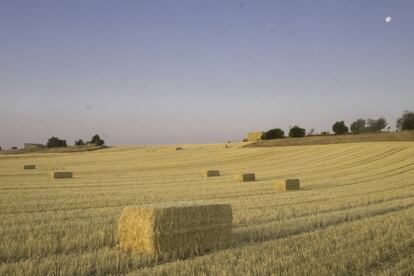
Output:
left=1, top=0, right=413, bottom=148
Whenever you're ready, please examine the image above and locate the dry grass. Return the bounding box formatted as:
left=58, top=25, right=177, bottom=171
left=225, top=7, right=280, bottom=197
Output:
left=118, top=204, right=232, bottom=258
left=0, top=145, right=108, bottom=155
left=0, top=141, right=413, bottom=275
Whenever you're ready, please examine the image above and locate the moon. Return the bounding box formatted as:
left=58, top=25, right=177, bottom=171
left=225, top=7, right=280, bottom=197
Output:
left=385, top=16, right=392, bottom=23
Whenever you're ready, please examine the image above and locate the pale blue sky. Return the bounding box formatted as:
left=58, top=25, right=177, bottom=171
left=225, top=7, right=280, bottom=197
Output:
left=1, top=0, right=413, bottom=147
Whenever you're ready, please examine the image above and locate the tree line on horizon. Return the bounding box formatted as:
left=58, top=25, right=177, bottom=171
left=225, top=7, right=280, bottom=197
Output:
left=46, top=134, right=105, bottom=148
left=261, top=110, right=414, bottom=140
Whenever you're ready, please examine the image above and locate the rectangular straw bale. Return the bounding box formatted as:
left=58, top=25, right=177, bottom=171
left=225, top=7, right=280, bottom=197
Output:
left=236, top=173, right=255, bottom=182
left=247, top=131, right=264, bottom=142
left=23, top=165, right=36, bottom=170
left=118, top=203, right=233, bottom=259
left=50, top=171, right=73, bottom=179
left=275, top=179, right=300, bottom=191
left=203, top=170, right=220, bottom=177
left=175, top=147, right=182, bottom=151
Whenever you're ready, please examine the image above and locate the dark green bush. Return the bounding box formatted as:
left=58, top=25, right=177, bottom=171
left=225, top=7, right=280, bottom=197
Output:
left=289, top=126, right=306, bottom=138
left=366, top=117, right=387, bottom=132
left=89, top=134, right=105, bottom=146
left=350, top=119, right=366, bottom=133
left=262, top=128, right=285, bottom=140
left=75, top=139, right=85, bottom=146
left=396, top=111, right=414, bottom=130
left=332, top=121, right=349, bottom=135
left=47, top=137, right=67, bottom=148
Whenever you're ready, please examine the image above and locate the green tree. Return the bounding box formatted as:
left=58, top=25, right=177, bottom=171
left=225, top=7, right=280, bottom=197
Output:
left=89, top=134, right=105, bottom=146
left=262, top=128, right=285, bottom=140
left=396, top=111, right=414, bottom=130
left=332, top=121, right=349, bottom=135
left=75, top=139, right=85, bottom=146
left=350, top=119, right=366, bottom=133
left=289, top=126, right=306, bottom=138
left=47, top=137, right=67, bottom=148
left=367, top=117, right=387, bottom=132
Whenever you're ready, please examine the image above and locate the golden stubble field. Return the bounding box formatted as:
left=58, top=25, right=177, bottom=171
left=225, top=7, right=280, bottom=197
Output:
left=0, top=141, right=413, bottom=275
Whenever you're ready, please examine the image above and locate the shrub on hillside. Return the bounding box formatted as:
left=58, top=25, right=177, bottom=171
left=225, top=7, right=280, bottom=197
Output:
left=47, top=137, right=67, bottom=148
left=75, top=139, right=85, bottom=146
left=89, top=134, right=105, bottom=146
left=332, top=121, right=349, bottom=135
left=396, top=111, right=414, bottom=130
left=289, top=126, right=306, bottom=138
left=262, top=128, right=285, bottom=140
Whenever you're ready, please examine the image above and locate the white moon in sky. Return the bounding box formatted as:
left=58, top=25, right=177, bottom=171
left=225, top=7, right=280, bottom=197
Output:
left=385, top=16, right=392, bottom=23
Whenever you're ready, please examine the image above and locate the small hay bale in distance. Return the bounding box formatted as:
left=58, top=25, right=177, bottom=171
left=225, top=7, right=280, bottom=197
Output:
left=236, top=173, right=255, bottom=182
left=23, top=165, right=36, bottom=170
left=49, top=171, right=73, bottom=179
left=275, top=179, right=300, bottom=192
left=118, top=203, right=233, bottom=259
left=175, top=147, right=183, bottom=151
left=203, top=170, right=220, bottom=177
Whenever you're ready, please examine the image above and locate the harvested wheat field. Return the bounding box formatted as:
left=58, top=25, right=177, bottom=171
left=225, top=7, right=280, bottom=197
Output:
left=1, top=141, right=414, bottom=275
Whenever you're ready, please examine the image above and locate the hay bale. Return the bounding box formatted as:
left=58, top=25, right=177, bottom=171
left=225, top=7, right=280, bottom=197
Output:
left=176, top=147, right=183, bottom=151
left=23, top=165, right=36, bottom=170
left=118, top=203, right=233, bottom=258
left=203, top=170, right=220, bottom=177
left=236, top=173, right=255, bottom=182
left=247, top=131, right=264, bottom=142
left=50, top=171, right=73, bottom=179
left=275, top=179, right=300, bottom=191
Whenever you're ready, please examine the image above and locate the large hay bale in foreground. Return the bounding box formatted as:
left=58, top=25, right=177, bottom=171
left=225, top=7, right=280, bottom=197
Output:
left=23, top=165, right=36, bottom=170
left=203, top=170, right=220, bottom=177
left=49, top=171, right=73, bottom=179
left=236, top=173, right=255, bottom=182
left=275, top=179, right=300, bottom=191
left=118, top=203, right=233, bottom=258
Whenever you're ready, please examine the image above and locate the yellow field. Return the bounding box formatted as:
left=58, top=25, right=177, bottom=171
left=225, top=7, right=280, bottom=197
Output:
left=0, top=142, right=413, bottom=275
